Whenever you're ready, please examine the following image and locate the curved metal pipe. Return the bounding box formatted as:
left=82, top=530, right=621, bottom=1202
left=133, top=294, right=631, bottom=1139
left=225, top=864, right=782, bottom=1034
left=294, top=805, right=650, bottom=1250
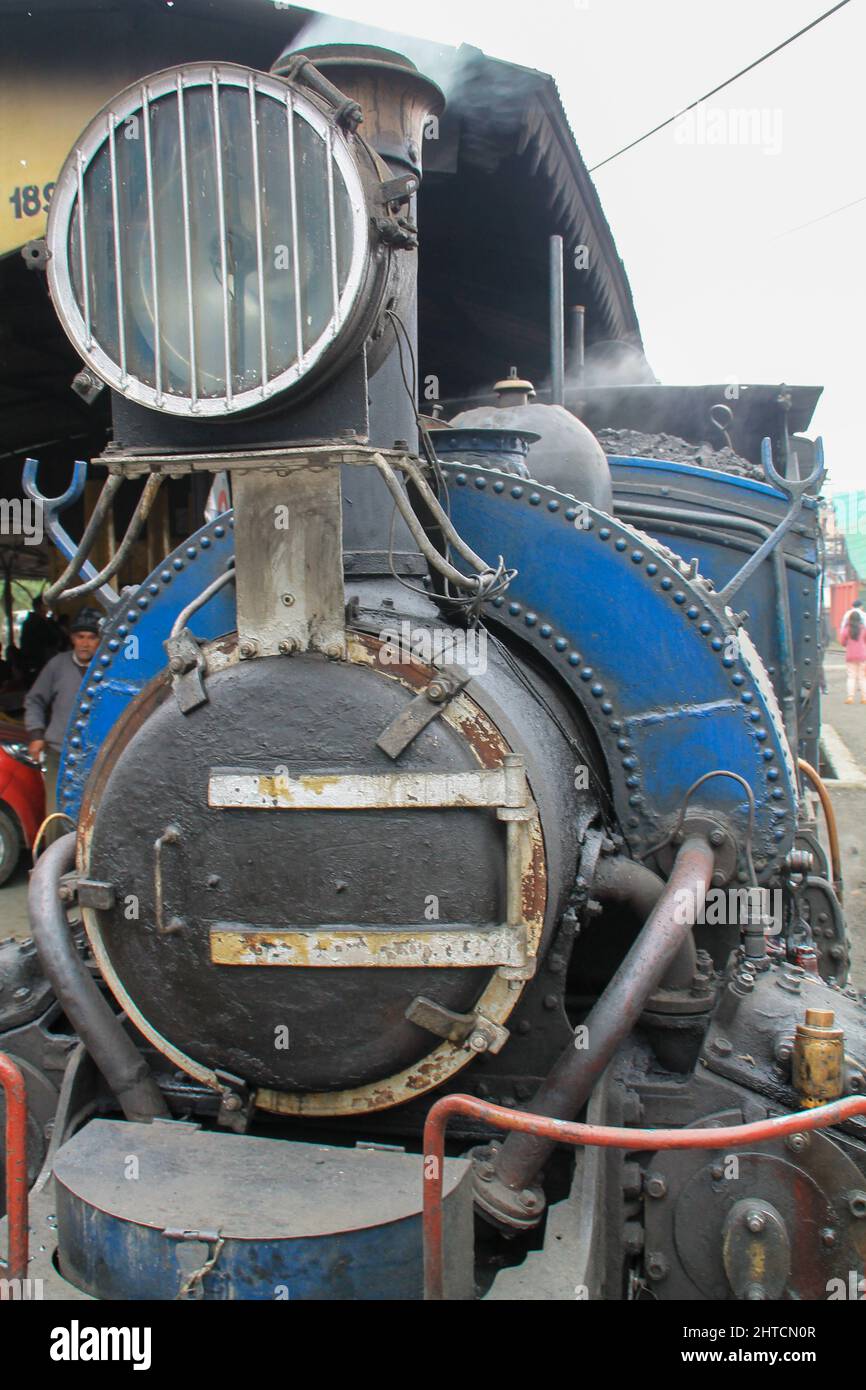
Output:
left=59, top=473, right=164, bottom=601
left=170, top=562, right=235, bottom=639
left=482, top=836, right=715, bottom=1208
left=43, top=473, right=123, bottom=603
left=592, top=853, right=696, bottom=991
left=28, top=834, right=168, bottom=1122
left=799, top=757, right=843, bottom=901
left=373, top=453, right=491, bottom=590
left=426, top=1092, right=866, bottom=1299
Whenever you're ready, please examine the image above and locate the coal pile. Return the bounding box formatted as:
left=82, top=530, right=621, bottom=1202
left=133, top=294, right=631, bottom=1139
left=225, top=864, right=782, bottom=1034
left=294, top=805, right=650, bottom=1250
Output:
left=597, top=428, right=764, bottom=481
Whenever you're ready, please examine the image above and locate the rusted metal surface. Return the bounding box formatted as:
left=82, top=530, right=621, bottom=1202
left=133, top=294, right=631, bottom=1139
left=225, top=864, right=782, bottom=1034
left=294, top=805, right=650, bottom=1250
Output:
left=280, top=44, right=444, bottom=180
left=210, top=924, right=528, bottom=969
left=209, top=765, right=526, bottom=810
left=0, top=1052, right=29, bottom=1288
left=233, top=466, right=346, bottom=659
left=483, top=835, right=716, bottom=1214
left=722, top=1199, right=790, bottom=1301
left=793, top=1008, right=845, bottom=1107
left=422, top=1092, right=866, bottom=1300
left=78, top=630, right=549, bottom=1118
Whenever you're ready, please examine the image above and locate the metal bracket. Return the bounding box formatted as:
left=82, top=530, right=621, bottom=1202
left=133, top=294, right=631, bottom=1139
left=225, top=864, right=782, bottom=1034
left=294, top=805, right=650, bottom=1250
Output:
left=214, top=1071, right=252, bottom=1133
left=77, top=879, right=117, bottom=911
left=232, top=465, right=346, bottom=660
left=164, top=1227, right=221, bottom=1243
left=274, top=54, right=363, bottom=131
left=376, top=662, right=472, bottom=759
left=164, top=628, right=208, bottom=713
left=22, top=457, right=121, bottom=611
left=380, top=173, right=419, bottom=208
left=405, top=996, right=510, bottom=1054
left=374, top=216, right=418, bottom=250
left=717, top=436, right=825, bottom=605
left=722, top=1198, right=790, bottom=1300
left=21, top=237, right=50, bottom=270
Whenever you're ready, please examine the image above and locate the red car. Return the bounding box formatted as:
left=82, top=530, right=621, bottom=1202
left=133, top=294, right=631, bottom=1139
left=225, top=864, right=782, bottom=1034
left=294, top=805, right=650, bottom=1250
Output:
left=0, top=720, right=45, bottom=886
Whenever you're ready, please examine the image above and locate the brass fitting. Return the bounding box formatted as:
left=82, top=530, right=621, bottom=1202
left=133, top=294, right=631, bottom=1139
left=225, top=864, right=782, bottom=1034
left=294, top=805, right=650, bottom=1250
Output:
left=792, top=1008, right=844, bottom=1108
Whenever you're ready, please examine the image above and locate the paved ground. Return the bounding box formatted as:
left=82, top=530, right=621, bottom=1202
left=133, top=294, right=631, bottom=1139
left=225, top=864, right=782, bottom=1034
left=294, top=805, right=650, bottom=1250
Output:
left=0, top=855, right=29, bottom=940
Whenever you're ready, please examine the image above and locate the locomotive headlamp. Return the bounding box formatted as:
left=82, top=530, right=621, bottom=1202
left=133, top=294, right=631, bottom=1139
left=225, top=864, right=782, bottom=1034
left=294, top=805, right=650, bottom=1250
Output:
left=45, top=62, right=387, bottom=417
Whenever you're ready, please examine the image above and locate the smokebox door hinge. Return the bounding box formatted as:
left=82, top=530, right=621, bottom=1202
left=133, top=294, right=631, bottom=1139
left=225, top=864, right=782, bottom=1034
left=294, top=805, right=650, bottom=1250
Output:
left=376, top=662, right=471, bottom=760
left=405, top=995, right=510, bottom=1054
left=164, top=628, right=208, bottom=713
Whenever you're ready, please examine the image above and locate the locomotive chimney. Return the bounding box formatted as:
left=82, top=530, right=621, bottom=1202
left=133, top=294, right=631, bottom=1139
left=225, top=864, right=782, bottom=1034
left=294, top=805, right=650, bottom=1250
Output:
left=271, top=43, right=444, bottom=565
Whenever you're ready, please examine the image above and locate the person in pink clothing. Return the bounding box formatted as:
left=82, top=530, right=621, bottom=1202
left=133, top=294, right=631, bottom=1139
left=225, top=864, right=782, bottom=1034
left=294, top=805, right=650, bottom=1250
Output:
left=840, top=601, right=866, bottom=703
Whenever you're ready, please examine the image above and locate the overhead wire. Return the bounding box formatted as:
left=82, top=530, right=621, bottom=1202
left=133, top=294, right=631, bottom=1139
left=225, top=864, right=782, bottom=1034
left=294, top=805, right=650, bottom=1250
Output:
left=773, top=192, right=866, bottom=239
left=588, top=0, right=853, bottom=173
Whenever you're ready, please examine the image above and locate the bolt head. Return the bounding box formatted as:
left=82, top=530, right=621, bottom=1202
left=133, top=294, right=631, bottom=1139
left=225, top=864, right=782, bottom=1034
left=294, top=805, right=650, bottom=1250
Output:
left=745, top=1211, right=766, bottom=1234
left=820, top=1227, right=837, bottom=1248
left=645, top=1174, right=667, bottom=1199
left=786, top=1132, right=808, bottom=1153
left=468, top=1031, right=489, bottom=1053
left=847, top=1190, right=866, bottom=1218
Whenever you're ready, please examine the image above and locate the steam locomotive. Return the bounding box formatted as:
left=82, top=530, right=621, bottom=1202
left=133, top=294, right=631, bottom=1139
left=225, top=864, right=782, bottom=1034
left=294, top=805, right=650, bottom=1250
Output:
left=2, top=39, right=865, bottom=1303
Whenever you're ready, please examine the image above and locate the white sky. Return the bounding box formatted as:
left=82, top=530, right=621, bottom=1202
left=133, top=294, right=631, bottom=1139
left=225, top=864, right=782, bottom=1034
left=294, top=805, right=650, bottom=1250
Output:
left=289, top=0, right=866, bottom=494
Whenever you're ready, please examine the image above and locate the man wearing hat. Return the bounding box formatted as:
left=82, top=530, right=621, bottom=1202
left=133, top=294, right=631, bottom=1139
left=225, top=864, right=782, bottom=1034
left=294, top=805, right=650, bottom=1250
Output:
left=25, top=607, right=102, bottom=843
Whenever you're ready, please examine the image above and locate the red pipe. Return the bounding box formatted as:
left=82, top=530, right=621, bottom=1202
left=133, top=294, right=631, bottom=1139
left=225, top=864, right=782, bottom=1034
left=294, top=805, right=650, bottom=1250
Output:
left=422, top=1092, right=866, bottom=1300
left=0, top=1052, right=28, bottom=1289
